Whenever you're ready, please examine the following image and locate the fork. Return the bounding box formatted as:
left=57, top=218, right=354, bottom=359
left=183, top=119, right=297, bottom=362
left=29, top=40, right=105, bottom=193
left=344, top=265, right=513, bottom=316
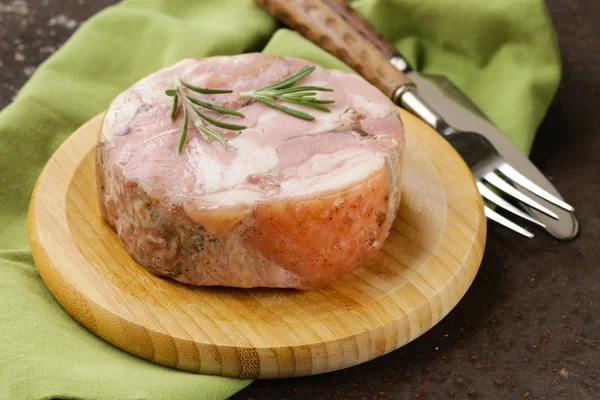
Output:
left=254, top=0, right=575, bottom=238
left=399, top=90, right=574, bottom=238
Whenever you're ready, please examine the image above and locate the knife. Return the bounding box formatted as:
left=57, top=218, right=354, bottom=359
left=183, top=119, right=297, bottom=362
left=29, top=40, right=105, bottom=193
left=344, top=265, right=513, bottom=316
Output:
left=256, top=0, right=578, bottom=240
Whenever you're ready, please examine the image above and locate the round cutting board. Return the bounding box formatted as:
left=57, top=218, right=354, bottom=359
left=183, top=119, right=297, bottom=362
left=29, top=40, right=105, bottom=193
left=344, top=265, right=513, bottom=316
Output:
left=29, top=109, right=486, bottom=378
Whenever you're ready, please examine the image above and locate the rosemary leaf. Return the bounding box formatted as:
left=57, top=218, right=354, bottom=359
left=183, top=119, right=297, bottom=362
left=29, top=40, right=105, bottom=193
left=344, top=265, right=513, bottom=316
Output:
left=187, top=96, right=244, bottom=117
left=180, top=78, right=232, bottom=94
left=177, top=108, right=188, bottom=154
left=165, top=89, right=177, bottom=96
left=194, top=107, right=246, bottom=131
left=281, top=98, right=332, bottom=112
left=280, top=91, right=318, bottom=98
left=255, top=96, right=315, bottom=121
left=311, top=99, right=336, bottom=104
left=261, top=66, right=315, bottom=91
left=274, top=86, right=334, bottom=95
left=170, top=94, right=178, bottom=120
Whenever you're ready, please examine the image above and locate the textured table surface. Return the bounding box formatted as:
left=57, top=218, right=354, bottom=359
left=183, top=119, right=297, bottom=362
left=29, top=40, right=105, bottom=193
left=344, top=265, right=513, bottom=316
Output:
left=1, top=1, right=598, bottom=399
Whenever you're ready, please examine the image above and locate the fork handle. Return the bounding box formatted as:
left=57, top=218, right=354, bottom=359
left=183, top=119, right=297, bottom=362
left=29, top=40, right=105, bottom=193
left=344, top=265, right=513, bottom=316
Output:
left=255, top=0, right=414, bottom=99
left=320, top=0, right=398, bottom=59
left=321, top=0, right=414, bottom=73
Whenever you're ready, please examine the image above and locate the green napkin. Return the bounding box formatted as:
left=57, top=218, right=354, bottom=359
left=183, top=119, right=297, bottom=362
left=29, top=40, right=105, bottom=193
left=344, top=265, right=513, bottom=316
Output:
left=0, top=0, right=560, bottom=398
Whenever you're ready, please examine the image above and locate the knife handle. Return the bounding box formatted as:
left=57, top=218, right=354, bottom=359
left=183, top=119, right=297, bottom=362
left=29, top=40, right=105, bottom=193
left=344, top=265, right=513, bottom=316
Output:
left=255, top=0, right=414, bottom=99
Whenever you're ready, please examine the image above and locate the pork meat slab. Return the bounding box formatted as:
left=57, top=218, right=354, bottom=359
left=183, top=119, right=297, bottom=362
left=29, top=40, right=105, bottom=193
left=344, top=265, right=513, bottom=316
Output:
left=97, top=54, right=404, bottom=289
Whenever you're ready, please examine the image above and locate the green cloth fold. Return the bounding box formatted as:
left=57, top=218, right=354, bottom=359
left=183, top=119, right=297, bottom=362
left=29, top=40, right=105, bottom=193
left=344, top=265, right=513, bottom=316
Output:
left=0, top=0, right=560, bottom=399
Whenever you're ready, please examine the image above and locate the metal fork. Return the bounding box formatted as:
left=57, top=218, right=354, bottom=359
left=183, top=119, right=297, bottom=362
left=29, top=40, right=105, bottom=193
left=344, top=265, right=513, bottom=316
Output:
left=399, top=90, right=575, bottom=238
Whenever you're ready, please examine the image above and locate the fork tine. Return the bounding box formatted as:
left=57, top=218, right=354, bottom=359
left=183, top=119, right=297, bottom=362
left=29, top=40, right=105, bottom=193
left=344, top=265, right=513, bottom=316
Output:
left=484, top=172, right=560, bottom=220
left=498, top=164, right=575, bottom=212
left=477, top=182, right=546, bottom=228
left=484, top=205, right=534, bottom=238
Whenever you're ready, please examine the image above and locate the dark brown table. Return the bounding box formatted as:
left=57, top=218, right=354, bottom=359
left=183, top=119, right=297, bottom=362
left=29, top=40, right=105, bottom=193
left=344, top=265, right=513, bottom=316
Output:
left=1, top=1, right=598, bottom=398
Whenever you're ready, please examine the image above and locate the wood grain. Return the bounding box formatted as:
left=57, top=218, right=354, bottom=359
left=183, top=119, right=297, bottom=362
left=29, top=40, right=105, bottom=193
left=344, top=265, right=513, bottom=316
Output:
left=28, top=109, right=486, bottom=378
left=255, top=0, right=413, bottom=98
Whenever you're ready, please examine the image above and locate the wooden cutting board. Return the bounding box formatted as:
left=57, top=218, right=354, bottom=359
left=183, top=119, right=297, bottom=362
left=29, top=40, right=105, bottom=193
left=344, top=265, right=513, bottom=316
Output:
left=28, top=109, right=486, bottom=378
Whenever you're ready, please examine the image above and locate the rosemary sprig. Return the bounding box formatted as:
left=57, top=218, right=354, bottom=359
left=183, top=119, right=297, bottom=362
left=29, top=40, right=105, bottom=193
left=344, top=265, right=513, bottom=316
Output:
left=167, top=77, right=245, bottom=152
left=173, top=85, right=232, bottom=151
left=238, top=66, right=334, bottom=121
left=165, top=66, right=334, bottom=153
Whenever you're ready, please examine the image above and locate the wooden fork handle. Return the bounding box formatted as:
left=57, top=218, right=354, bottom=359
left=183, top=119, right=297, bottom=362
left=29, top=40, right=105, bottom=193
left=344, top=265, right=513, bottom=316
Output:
left=255, top=0, right=414, bottom=99
left=321, top=0, right=400, bottom=60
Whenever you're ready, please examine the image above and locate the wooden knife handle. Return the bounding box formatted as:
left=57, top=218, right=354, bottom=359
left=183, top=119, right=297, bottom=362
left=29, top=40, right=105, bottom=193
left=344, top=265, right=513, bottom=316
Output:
left=255, top=0, right=414, bottom=99
left=321, top=0, right=399, bottom=60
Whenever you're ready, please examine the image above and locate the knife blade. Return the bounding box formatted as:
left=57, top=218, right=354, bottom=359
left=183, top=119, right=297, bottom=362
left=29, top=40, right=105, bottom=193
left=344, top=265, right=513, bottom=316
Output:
left=320, top=0, right=578, bottom=240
